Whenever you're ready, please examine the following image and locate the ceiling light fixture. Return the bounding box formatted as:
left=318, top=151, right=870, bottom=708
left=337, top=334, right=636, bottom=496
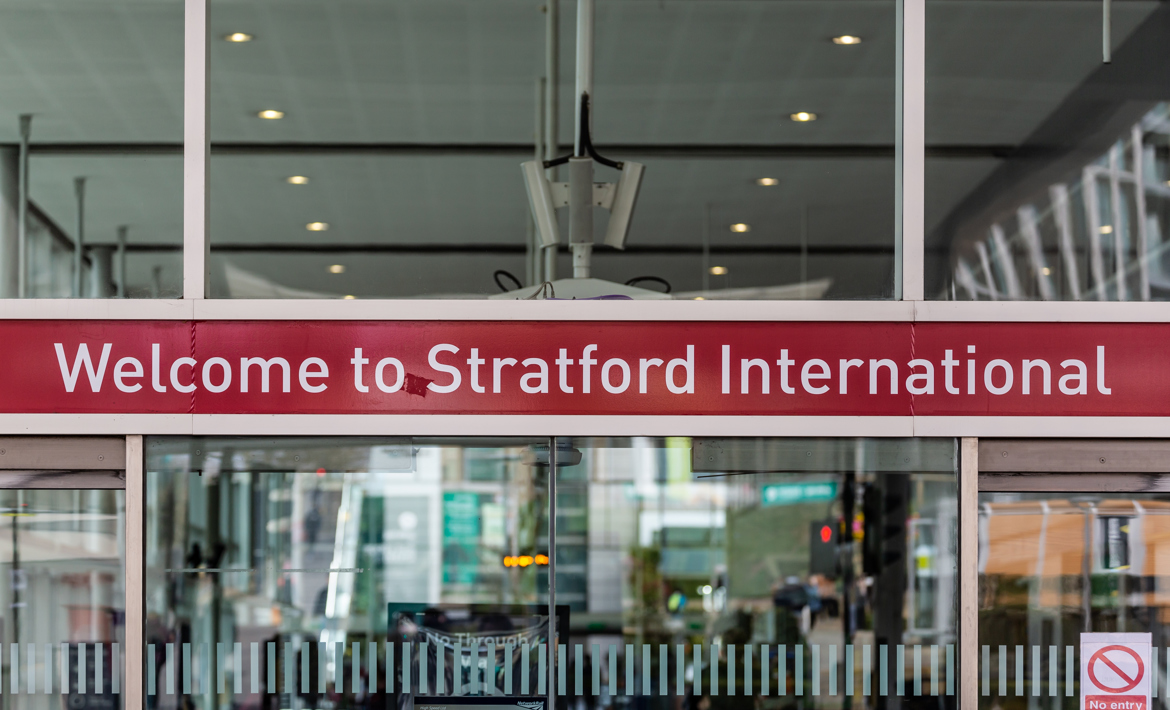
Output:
left=1100, top=225, right=1113, bottom=234
left=791, top=112, right=817, bottom=122
left=225, top=32, right=253, bottom=42
left=832, top=35, right=861, bottom=45
left=729, top=223, right=750, bottom=233
left=343, top=295, right=356, bottom=300
left=307, top=222, right=329, bottom=231
left=1041, top=267, right=1052, bottom=276
left=756, top=177, right=779, bottom=186
left=709, top=266, right=728, bottom=275
left=258, top=110, right=284, bottom=120
left=328, top=264, right=345, bottom=274
left=693, top=297, right=705, bottom=301
left=286, top=175, right=309, bottom=185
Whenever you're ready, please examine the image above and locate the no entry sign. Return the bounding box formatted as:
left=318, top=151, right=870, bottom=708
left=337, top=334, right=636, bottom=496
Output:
left=1082, top=633, right=1152, bottom=710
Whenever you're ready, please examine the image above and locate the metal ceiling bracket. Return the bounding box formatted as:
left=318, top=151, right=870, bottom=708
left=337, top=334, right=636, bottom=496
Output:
left=1103, top=0, right=1111, bottom=63
left=519, top=0, right=646, bottom=280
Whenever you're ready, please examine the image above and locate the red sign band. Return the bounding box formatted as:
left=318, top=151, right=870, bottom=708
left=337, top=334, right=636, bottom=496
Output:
left=0, top=320, right=1154, bottom=415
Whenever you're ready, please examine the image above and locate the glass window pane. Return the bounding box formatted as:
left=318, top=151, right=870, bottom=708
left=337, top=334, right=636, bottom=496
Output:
left=978, top=490, right=1170, bottom=705
left=0, top=489, right=126, bottom=707
left=0, top=1, right=183, bottom=299
left=926, top=1, right=1169, bottom=301
left=145, top=437, right=551, bottom=706
left=555, top=437, right=958, bottom=706
left=209, top=1, right=897, bottom=300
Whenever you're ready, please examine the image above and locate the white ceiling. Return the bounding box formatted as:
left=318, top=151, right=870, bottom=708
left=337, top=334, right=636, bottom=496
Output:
left=0, top=0, right=1161, bottom=298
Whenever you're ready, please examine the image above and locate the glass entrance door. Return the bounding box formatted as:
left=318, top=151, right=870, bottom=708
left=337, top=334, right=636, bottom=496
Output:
left=0, top=438, right=127, bottom=710
left=977, top=440, right=1170, bottom=709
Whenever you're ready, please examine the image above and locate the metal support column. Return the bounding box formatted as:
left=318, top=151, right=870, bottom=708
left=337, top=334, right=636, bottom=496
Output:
left=116, top=225, right=128, bottom=298
left=1108, top=145, right=1128, bottom=300
left=529, top=77, right=545, bottom=286
left=1082, top=167, right=1107, bottom=300
left=73, top=177, right=86, bottom=298
left=542, top=0, right=560, bottom=283
left=1049, top=184, right=1082, bottom=299
left=1103, top=0, right=1112, bottom=63
left=0, top=147, right=17, bottom=298
left=17, top=115, right=30, bottom=298
left=1131, top=125, right=1151, bottom=300
left=90, top=246, right=116, bottom=298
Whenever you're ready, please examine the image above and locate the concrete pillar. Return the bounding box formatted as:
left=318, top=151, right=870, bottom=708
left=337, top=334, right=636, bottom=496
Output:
left=0, top=147, right=18, bottom=298
left=88, top=245, right=116, bottom=298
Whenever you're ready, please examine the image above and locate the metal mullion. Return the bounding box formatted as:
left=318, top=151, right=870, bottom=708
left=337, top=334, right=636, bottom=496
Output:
left=547, top=437, right=557, bottom=710
left=897, top=0, right=925, bottom=301
left=125, top=435, right=145, bottom=710
left=182, top=0, right=209, bottom=299
left=960, top=438, right=978, bottom=710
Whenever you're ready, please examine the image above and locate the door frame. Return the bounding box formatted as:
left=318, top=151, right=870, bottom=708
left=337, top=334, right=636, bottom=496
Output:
left=0, top=436, right=143, bottom=710
left=964, top=438, right=1170, bottom=710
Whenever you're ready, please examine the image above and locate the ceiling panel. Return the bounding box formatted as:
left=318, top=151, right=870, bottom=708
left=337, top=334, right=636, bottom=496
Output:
left=0, top=0, right=182, bottom=142
left=1, top=0, right=1163, bottom=300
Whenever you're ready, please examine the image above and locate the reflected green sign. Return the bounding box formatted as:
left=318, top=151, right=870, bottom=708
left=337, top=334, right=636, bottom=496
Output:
left=761, top=482, right=837, bottom=506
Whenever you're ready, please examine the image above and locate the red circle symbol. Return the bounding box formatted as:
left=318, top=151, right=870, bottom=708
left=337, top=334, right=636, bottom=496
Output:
left=820, top=525, right=832, bottom=543
left=1088, top=646, right=1144, bottom=693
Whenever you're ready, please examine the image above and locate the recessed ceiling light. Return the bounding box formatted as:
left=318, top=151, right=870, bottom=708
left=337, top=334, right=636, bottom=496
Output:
left=832, top=35, right=862, bottom=45
left=258, top=110, right=284, bottom=120
left=756, top=177, right=779, bottom=186
left=307, top=222, right=329, bottom=231
left=693, top=297, right=705, bottom=301
left=1041, top=267, right=1052, bottom=276
left=710, top=266, right=729, bottom=275
left=328, top=264, right=345, bottom=274
left=286, top=175, right=309, bottom=185
left=1100, top=225, right=1113, bottom=234
left=791, top=112, right=817, bottom=122
left=343, top=295, right=356, bottom=300
left=225, top=32, right=253, bottom=43
left=729, top=223, right=750, bottom=233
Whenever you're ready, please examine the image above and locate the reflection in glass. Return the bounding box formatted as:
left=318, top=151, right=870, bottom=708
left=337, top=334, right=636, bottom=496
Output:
left=928, top=1, right=1170, bottom=301
left=207, top=156, right=895, bottom=300
left=145, top=438, right=551, bottom=709
left=207, top=1, right=898, bottom=300
left=145, top=437, right=958, bottom=709
left=0, top=489, right=126, bottom=708
left=978, top=491, right=1170, bottom=707
left=0, top=1, right=183, bottom=299
left=555, top=437, right=958, bottom=709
